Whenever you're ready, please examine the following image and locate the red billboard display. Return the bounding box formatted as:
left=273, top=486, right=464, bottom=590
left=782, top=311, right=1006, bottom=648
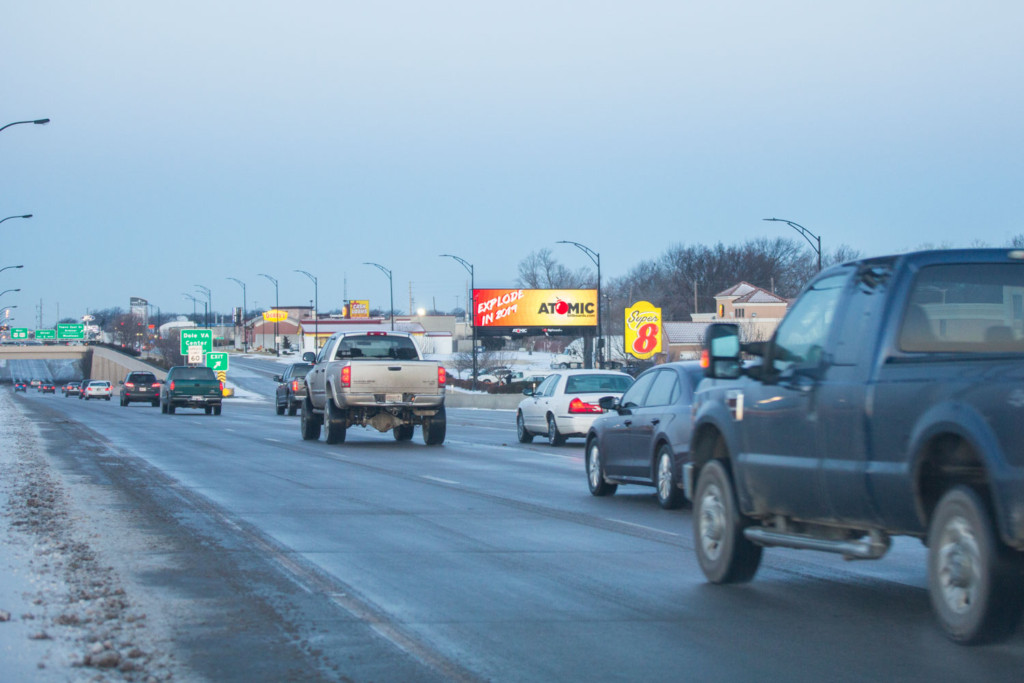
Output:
left=473, top=289, right=598, bottom=335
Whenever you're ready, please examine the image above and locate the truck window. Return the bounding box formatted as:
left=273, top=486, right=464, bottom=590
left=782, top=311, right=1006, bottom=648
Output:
left=334, top=335, right=419, bottom=360
left=771, top=273, right=848, bottom=374
left=900, top=263, right=1024, bottom=353
left=832, top=263, right=892, bottom=366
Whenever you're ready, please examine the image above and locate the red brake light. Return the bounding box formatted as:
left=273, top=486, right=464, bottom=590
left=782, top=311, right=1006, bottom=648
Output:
left=438, top=366, right=446, bottom=386
left=291, top=380, right=300, bottom=392
left=340, top=366, right=351, bottom=387
left=125, top=382, right=135, bottom=388
left=366, top=331, right=386, bottom=336
left=219, top=381, right=224, bottom=392
left=169, top=380, right=175, bottom=391
left=699, top=349, right=710, bottom=369
left=568, top=397, right=603, bottom=414
left=151, top=383, right=160, bottom=388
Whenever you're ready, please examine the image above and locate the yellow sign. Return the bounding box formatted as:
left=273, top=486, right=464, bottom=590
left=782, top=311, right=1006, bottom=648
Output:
left=625, top=301, right=662, bottom=360
left=262, top=309, right=288, bottom=323
left=349, top=300, right=370, bottom=319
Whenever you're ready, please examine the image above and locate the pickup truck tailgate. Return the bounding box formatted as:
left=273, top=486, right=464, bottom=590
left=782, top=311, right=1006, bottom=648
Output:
left=347, top=361, right=441, bottom=395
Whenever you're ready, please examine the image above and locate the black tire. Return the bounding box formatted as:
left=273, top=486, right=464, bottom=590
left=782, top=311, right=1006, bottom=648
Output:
left=393, top=424, right=414, bottom=441
left=928, top=486, right=1024, bottom=644
left=275, top=400, right=285, bottom=416
left=205, top=406, right=213, bottom=415
left=586, top=438, right=617, bottom=496
left=151, top=399, right=159, bottom=407
left=516, top=412, right=534, bottom=444
left=287, top=402, right=298, bottom=417
left=546, top=415, right=565, bottom=446
left=423, top=406, right=446, bottom=445
left=120, top=396, right=127, bottom=407
left=324, top=399, right=347, bottom=444
left=693, top=459, right=762, bottom=583
left=655, top=444, right=685, bottom=510
left=213, top=405, right=221, bottom=416
left=167, top=402, right=176, bottom=415
left=105, top=396, right=110, bottom=401
left=300, top=395, right=321, bottom=441
left=160, top=400, right=168, bottom=414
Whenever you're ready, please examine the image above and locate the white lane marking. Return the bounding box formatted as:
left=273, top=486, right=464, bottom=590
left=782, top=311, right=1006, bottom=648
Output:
left=608, top=518, right=680, bottom=537
left=266, top=438, right=283, bottom=443
left=422, top=475, right=459, bottom=485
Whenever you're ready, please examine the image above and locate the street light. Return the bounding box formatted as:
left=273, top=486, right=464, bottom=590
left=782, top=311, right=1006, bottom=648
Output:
left=363, top=262, right=394, bottom=330
left=764, top=217, right=822, bottom=272
left=182, top=293, right=201, bottom=323
left=194, top=285, right=212, bottom=327
left=440, top=254, right=477, bottom=389
left=258, top=273, right=280, bottom=356
left=294, top=270, right=319, bottom=352
left=0, top=288, right=21, bottom=298
left=557, top=240, right=602, bottom=368
left=0, top=119, right=49, bottom=134
left=228, top=277, right=248, bottom=352
left=0, top=214, right=32, bottom=226
left=0, top=265, right=24, bottom=275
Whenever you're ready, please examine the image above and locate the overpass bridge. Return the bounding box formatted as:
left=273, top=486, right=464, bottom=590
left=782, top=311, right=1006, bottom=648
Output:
left=0, top=345, right=166, bottom=385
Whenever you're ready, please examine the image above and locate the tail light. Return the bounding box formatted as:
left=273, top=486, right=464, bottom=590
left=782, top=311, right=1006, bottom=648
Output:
left=169, top=381, right=175, bottom=391
left=125, top=382, right=135, bottom=388
left=568, top=397, right=603, bottom=414
left=340, top=366, right=351, bottom=387
left=291, top=380, right=300, bottom=392
left=151, top=383, right=160, bottom=388
left=219, top=381, right=224, bottom=392
left=699, top=349, right=710, bottom=369
left=438, top=366, right=446, bottom=386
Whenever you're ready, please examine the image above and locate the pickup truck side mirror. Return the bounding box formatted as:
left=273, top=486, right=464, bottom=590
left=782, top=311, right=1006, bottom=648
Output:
left=302, top=351, right=316, bottom=363
left=702, top=323, right=743, bottom=379
left=273, top=375, right=283, bottom=383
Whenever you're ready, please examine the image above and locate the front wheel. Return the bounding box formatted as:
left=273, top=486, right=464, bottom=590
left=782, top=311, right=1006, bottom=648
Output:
left=656, top=445, right=685, bottom=510
left=693, top=459, right=762, bottom=583
left=300, top=396, right=322, bottom=441
left=928, top=486, right=1024, bottom=643
left=423, top=406, right=447, bottom=445
left=516, top=412, right=533, bottom=443
left=586, top=438, right=617, bottom=496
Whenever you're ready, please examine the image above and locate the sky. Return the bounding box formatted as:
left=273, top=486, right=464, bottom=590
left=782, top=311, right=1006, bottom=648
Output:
left=3, top=1, right=1024, bottom=328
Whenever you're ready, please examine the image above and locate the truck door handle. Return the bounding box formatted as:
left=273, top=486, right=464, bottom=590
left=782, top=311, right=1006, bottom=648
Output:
left=650, top=419, right=660, bottom=425
left=624, top=420, right=632, bottom=426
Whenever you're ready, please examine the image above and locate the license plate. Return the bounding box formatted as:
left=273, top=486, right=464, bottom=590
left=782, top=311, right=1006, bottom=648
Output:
left=385, top=393, right=403, bottom=402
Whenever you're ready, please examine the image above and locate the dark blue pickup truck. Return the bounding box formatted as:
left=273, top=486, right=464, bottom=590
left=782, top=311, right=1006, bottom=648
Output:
left=690, top=249, right=1024, bottom=643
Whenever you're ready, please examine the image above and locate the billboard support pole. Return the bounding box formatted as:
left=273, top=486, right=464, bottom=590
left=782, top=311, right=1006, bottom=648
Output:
left=441, top=254, right=476, bottom=390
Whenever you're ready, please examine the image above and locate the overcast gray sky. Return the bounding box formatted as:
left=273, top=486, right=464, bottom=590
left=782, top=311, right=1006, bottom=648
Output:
left=4, top=1, right=1023, bottom=327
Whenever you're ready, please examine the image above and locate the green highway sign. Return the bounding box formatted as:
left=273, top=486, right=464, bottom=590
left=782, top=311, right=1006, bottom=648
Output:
left=180, top=328, right=213, bottom=355
left=35, top=329, right=56, bottom=340
left=57, top=324, right=85, bottom=340
left=11, top=328, right=28, bottom=340
left=206, top=352, right=229, bottom=372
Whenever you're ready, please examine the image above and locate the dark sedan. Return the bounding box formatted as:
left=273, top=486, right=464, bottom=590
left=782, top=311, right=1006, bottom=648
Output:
left=274, top=362, right=313, bottom=416
left=584, top=361, right=703, bottom=509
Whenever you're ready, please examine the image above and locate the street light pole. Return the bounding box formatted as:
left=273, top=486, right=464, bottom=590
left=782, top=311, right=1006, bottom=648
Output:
left=440, top=254, right=477, bottom=390
left=294, top=270, right=319, bottom=352
left=182, top=294, right=201, bottom=327
left=227, top=277, right=248, bottom=352
left=194, top=285, right=211, bottom=328
left=557, top=240, right=602, bottom=368
left=0, top=119, right=50, bottom=134
left=0, top=214, right=32, bottom=226
left=764, top=217, right=822, bottom=272
left=258, top=273, right=280, bottom=356
left=363, top=263, right=394, bottom=330
left=0, top=265, right=24, bottom=275
left=0, top=288, right=21, bottom=299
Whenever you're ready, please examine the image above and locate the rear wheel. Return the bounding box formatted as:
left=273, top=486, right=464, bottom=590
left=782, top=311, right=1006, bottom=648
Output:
left=212, top=405, right=221, bottom=416
left=160, top=400, right=167, bottom=414
left=423, top=406, right=447, bottom=445
left=120, top=396, right=127, bottom=407
left=151, top=399, right=159, bottom=407
left=516, top=412, right=533, bottom=443
left=928, top=486, right=1024, bottom=643
left=324, top=399, right=347, bottom=444
left=205, top=406, right=212, bottom=415
left=586, top=438, right=617, bottom=496
left=287, top=401, right=298, bottom=417
left=393, top=424, right=414, bottom=441
left=656, top=445, right=685, bottom=510
left=300, top=396, right=321, bottom=441
left=546, top=415, right=565, bottom=446
left=693, top=459, right=762, bottom=583
left=167, top=402, right=176, bottom=414
left=275, top=400, right=285, bottom=416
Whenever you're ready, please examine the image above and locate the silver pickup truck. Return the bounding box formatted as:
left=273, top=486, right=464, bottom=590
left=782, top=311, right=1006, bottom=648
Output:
left=300, top=330, right=447, bottom=445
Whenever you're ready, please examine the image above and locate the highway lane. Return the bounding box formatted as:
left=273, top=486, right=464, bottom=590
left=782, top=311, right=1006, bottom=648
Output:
left=12, top=372, right=1024, bottom=682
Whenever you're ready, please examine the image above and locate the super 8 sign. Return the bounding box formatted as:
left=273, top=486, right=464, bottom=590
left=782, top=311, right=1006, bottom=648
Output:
left=625, top=301, right=662, bottom=360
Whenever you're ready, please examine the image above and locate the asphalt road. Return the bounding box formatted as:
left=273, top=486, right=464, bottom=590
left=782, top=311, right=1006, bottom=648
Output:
left=9, top=355, right=1024, bottom=681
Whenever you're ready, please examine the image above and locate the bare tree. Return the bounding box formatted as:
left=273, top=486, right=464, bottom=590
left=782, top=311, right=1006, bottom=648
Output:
left=517, top=249, right=593, bottom=289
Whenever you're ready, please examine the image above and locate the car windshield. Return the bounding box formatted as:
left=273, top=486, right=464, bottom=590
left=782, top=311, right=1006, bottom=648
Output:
left=173, top=367, right=216, bottom=380
left=564, top=374, right=633, bottom=394
left=334, top=335, right=419, bottom=360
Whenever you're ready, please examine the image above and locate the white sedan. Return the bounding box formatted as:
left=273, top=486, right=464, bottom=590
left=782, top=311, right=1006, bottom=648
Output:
left=82, top=380, right=113, bottom=400
left=516, top=369, right=634, bottom=446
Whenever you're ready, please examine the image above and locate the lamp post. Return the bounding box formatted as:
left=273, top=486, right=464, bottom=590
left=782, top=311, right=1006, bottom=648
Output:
left=764, top=217, right=822, bottom=272
left=182, top=294, right=201, bottom=323
left=0, top=288, right=21, bottom=299
left=363, top=262, right=394, bottom=330
left=440, top=254, right=477, bottom=389
left=258, top=273, right=280, bottom=356
left=294, top=270, right=318, bottom=352
left=194, top=285, right=211, bottom=327
left=0, top=119, right=49, bottom=134
left=227, top=277, right=248, bottom=352
left=0, top=214, right=32, bottom=226
left=557, top=240, right=602, bottom=368
left=1, top=265, right=24, bottom=275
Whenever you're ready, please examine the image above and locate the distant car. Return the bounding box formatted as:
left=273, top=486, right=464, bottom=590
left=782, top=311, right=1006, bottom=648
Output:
left=82, top=380, right=113, bottom=400
left=584, top=361, right=704, bottom=509
left=119, top=371, right=161, bottom=407
left=30, top=379, right=41, bottom=389
left=516, top=369, right=634, bottom=446
left=274, top=362, right=313, bottom=416
left=39, top=381, right=56, bottom=394
left=77, top=380, right=91, bottom=399
left=62, top=381, right=81, bottom=397
left=14, top=379, right=28, bottom=392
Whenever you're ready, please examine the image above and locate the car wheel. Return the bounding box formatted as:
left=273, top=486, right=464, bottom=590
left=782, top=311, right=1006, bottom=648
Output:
left=586, top=438, right=617, bottom=496
left=213, top=405, right=221, bottom=416
left=105, top=396, right=110, bottom=401
left=120, top=396, right=127, bottom=407
left=423, top=406, right=447, bottom=445
left=516, top=412, right=533, bottom=443
left=928, top=485, right=1024, bottom=643
left=559, top=363, right=569, bottom=369
left=205, top=406, right=212, bottom=415
left=656, top=445, right=685, bottom=510
left=393, top=424, right=414, bottom=441
left=546, top=415, right=565, bottom=446
left=275, top=400, right=285, bottom=416
left=160, top=400, right=167, bottom=414
left=287, top=401, right=298, bottom=417
left=693, top=459, right=762, bottom=583
left=300, top=396, right=321, bottom=441
left=151, top=399, right=159, bottom=407
left=167, top=402, right=176, bottom=414
left=324, top=399, right=347, bottom=444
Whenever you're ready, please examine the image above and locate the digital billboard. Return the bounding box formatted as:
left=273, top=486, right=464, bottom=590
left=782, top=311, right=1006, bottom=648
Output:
left=473, top=289, right=597, bottom=336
